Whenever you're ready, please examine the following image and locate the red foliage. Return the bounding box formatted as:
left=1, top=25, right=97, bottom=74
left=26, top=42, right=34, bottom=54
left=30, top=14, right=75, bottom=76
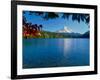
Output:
left=23, top=24, right=42, bottom=38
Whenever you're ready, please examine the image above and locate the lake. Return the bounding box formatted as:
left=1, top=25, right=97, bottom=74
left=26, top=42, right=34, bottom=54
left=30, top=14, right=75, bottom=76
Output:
left=23, top=38, right=90, bottom=69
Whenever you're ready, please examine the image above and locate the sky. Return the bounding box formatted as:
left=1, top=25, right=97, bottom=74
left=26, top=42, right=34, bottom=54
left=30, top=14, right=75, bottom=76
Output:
left=23, top=11, right=89, bottom=34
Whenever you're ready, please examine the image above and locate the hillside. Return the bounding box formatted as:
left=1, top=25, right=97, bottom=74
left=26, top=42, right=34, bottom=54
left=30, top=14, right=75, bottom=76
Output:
left=31, top=31, right=89, bottom=38
left=81, top=31, right=89, bottom=38
left=39, top=31, right=66, bottom=38
left=23, top=30, right=89, bottom=38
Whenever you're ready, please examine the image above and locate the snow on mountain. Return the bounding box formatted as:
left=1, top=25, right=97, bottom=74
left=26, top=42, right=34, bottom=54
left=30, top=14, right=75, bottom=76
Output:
left=57, top=26, right=72, bottom=33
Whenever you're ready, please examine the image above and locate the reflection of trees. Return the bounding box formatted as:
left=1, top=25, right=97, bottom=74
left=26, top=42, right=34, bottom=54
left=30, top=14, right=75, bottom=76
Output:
left=23, top=39, right=49, bottom=46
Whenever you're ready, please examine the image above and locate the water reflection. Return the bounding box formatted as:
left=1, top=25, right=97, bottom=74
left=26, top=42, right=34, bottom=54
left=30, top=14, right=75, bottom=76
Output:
left=23, top=38, right=89, bottom=68
left=63, top=39, right=72, bottom=56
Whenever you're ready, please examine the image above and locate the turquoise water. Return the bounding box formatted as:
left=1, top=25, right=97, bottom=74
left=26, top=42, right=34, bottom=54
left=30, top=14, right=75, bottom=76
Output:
left=23, top=38, right=89, bottom=69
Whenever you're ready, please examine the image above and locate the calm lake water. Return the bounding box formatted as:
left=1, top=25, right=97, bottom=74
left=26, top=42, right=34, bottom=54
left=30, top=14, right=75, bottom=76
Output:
left=23, top=38, right=90, bottom=69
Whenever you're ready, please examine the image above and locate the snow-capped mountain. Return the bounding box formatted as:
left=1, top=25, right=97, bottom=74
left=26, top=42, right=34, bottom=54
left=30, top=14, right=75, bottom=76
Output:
left=55, top=26, right=89, bottom=38
left=56, top=26, right=83, bottom=38
left=57, top=26, right=72, bottom=33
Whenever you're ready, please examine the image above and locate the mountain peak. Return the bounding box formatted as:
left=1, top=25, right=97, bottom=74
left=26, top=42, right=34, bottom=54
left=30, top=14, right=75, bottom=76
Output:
left=57, top=26, right=72, bottom=33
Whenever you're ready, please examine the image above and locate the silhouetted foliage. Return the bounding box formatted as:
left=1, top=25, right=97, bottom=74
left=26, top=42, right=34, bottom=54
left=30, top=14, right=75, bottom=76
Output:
left=62, top=13, right=71, bottom=19
left=23, top=11, right=90, bottom=26
left=43, top=12, right=59, bottom=20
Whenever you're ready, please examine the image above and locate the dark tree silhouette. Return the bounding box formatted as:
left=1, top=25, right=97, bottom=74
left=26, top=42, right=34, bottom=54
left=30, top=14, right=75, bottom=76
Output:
left=23, top=11, right=90, bottom=27
left=39, top=25, right=43, bottom=31
left=23, top=16, right=26, bottom=25
left=28, top=11, right=90, bottom=24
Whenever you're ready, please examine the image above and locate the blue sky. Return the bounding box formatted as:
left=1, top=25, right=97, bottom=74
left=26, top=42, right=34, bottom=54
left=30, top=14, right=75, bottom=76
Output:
left=23, top=11, right=89, bottom=34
